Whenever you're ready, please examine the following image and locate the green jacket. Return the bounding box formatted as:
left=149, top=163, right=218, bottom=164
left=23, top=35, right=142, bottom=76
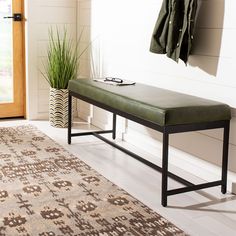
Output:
left=150, top=0, right=198, bottom=63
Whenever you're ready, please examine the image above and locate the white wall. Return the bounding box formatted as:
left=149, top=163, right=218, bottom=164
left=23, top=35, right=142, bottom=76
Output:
left=77, top=0, right=236, bottom=179
left=76, top=0, right=93, bottom=122
left=25, top=0, right=77, bottom=119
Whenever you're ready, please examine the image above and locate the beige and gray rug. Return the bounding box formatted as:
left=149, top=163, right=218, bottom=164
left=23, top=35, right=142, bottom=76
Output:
left=0, top=125, right=186, bottom=236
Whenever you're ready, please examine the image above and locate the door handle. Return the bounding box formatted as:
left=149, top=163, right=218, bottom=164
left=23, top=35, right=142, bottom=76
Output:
left=3, top=13, right=22, bottom=21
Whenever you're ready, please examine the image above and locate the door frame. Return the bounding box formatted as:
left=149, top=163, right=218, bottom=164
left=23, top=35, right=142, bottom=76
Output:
left=0, top=0, right=26, bottom=118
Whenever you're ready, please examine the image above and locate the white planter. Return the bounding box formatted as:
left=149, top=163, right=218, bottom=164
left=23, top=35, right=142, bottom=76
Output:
left=49, top=88, right=73, bottom=128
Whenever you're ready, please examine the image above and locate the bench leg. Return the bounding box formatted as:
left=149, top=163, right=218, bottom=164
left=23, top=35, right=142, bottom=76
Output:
left=68, top=93, right=72, bottom=145
left=162, top=132, right=169, bottom=207
left=221, top=121, right=230, bottom=194
left=112, top=113, right=117, bottom=140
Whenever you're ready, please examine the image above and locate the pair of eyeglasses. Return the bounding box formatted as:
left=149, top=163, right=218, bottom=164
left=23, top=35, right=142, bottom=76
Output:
left=104, top=77, right=123, bottom=83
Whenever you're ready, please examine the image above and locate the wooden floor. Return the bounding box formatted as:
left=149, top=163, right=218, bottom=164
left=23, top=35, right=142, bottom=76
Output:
left=1, top=119, right=236, bottom=236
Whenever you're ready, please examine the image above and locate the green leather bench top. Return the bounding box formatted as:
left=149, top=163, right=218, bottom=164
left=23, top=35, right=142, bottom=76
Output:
left=68, top=79, right=231, bottom=126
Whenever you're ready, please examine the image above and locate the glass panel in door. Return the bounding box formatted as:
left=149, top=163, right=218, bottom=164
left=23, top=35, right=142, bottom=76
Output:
left=0, top=0, right=13, bottom=103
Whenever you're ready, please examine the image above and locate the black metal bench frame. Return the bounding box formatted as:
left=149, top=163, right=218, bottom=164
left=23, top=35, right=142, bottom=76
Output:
left=68, top=90, right=230, bottom=207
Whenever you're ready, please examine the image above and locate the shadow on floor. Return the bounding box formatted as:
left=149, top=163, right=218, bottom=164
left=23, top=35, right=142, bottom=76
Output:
left=168, top=191, right=236, bottom=214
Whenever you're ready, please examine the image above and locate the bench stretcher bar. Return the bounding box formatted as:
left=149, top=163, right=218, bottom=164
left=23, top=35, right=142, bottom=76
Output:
left=68, top=91, right=230, bottom=207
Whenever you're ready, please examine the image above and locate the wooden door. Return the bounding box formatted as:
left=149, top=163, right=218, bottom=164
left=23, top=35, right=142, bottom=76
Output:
left=0, top=0, right=25, bottom=118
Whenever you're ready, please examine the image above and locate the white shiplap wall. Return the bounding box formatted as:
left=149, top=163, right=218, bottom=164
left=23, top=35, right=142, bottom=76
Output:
left=76, top=0, right=93, bottom=122
left=77, top=0, right=236, bottom=179
left=25, top=0, right=77, bottom=119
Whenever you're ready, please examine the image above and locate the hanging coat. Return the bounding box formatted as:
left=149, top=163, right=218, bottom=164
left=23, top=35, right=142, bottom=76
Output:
left=150, top=0, right=198, bottom=63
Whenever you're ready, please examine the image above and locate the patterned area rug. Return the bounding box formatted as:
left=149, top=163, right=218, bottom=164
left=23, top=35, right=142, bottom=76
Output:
left=0, top=125, right=186, bottom=236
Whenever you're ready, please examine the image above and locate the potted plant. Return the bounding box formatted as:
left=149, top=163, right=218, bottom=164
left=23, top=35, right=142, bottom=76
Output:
left=43, top=28, right=87, bottom=128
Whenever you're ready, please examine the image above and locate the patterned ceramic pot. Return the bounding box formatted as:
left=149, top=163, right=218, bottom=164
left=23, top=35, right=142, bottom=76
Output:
left=49, top=88, right=71, bottom=128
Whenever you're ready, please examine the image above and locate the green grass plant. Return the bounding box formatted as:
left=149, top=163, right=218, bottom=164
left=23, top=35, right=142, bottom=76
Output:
left=43, top=28, right=88, bottom=89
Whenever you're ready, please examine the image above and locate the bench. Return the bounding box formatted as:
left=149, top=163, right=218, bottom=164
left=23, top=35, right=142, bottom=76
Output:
left=68, top=78, right=231, bottom=207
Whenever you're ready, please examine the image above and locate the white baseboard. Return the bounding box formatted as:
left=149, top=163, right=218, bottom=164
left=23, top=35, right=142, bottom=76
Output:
left=77, top=102, right=93, bottom=123
left=79, top=112, right=92, bottom=124
left=91, top=110, right=127, bottom=134
left=123, top=128, right=236, bottom=193
left=30, top=112, right=48, bottom=120
left=91, top=118, right=109, bottom=130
